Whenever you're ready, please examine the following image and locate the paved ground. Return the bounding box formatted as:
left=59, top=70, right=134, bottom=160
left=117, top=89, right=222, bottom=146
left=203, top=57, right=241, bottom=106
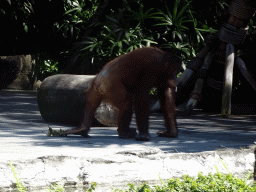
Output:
left=0, top=90, right=255, bottom=191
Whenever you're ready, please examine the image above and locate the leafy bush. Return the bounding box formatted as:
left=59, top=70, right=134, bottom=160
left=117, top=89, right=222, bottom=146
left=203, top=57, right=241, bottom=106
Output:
left=78, top=5, right=159, bottom=69
left=71, top=0, right=220, bottom=75
left=114, top=172, right=256, bottom=192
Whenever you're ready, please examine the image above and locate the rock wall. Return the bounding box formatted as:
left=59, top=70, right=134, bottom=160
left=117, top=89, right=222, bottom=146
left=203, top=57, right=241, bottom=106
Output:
left=0, top=55, right=32, bottom=90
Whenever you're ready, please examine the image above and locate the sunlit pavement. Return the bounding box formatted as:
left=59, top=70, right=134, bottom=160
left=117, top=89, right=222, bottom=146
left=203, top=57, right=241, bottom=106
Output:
left=0, top=90, right=255, bottom=156
left=0, top=90, right=255, bottom=191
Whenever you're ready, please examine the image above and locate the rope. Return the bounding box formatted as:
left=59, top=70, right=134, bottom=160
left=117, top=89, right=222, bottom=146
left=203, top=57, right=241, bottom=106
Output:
left=229, top=0, right=256, bottom=19
left=205, top=34, right=219, bottom=47
left=197, top=67, right=207, bottom=79
left=206, top=76, right=223, bottom=90
left=187, top=57, right=205, bottom=71
left=218, top=23, right=248, bottom=45
left=190, top=91, right=202, bottom=101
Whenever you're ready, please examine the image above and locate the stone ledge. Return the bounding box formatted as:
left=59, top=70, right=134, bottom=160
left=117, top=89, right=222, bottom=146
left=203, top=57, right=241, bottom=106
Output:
left=0, top=148, right=254, bottom=192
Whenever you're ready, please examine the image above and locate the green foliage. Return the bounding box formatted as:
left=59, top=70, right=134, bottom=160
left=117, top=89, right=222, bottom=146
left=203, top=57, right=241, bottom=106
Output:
left=0, top=0, right=33, bottom=31
left=149, top=88, right=157, bottom=95
left=80, top=8, right=158, bottom=61
left=155, top=0, right=193, bottom=36
left=154, top=0, right=218, bottom=64
left=128, top=5, right=162, bottom=29
left=75, top=3, right=160, bottom=71
left=189, top=0, right=229, bottom=29
left=9, top=162, right=27, bottom=192
left=114, top=159, right=256, bottom=192
left=114, top=172, right=256, bottom=192
left=40, top=60, right=59, bottom=77
left=61, top=0, right=100, bottom=42
left=46, top=127, right=64, bottom=137
left=47, top=182, right=64, bottom=192
left=66, top=0, right=227, bottom=75
left=77, top=0, right=217, bottom=72
left=3, top=0, right=252, bottom=77
left=87, top=182, right=97, bottom=192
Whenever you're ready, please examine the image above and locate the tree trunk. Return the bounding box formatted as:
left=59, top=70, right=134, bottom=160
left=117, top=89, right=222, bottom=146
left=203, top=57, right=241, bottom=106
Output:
left=37, top=74, right=118, bottom=127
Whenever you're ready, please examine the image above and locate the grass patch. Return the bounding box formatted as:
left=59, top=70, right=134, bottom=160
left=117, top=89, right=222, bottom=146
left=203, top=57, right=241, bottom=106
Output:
left=9, top=160, right=255, bottom=192
left=9, top=162, right=27, bottom=192
left=47, top=182, right=64, bottom=192
left=113, top=172, right=255, bottom=192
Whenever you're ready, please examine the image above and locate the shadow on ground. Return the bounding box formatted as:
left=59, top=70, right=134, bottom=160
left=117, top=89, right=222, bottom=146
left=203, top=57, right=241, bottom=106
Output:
left=0, top=91, right=255, bottom=154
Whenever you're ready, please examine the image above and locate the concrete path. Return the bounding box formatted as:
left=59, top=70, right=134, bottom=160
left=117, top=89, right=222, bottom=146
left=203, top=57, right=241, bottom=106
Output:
left=0, top=90, right=255, bottom=191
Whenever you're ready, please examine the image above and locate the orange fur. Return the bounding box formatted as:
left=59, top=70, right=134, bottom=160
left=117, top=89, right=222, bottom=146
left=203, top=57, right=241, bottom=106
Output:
left=64, top=47, right=182, bottom=141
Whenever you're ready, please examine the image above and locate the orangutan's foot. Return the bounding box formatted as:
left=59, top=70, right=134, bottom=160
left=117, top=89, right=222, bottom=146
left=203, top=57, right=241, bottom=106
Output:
left=157, top=130, right=178, bottom=138
left=119, top=128, right=137, bottom=139
left=135, top=133, right=151, bottom=141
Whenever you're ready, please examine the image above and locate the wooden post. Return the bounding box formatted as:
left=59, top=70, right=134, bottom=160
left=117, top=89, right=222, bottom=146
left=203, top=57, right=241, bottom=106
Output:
left=177, top=45, right=210, bottom=87
left=236, top=57, right=256, bottom=91
left=221, top=43, right=235, bottom=117
left=185, top=52, right=214, bottom=114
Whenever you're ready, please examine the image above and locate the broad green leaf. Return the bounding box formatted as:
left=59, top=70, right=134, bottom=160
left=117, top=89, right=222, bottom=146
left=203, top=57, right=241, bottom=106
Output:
left=125, top=31, right=130, bottom=41
left=147, top=12, right=161, bottom=18
left=126, top=46, right=133, bottom=52
left=123, top=39, right=129, bottom=45
left=25, top=2, right=33, bottom=13
left=172, top=31, right=182, bottom=41
left=96, top=46, right=100, bottom=53
left=180, top=19, right=193, bottom=24
left=110, top=42, right=118, bottom=55
left=149, top=16, right=162, bottom=20
left=195, top=29, right=204, bottom=42
left=128, top=34, right=137, bottom=38
left=118, top=41, right=122, bottom=49
left=177, top=1, right=192, bottom=20
left=104, top=26, right=111, bottom=32
left=154, top=23, right=171, bottom=26
left=144, top=8, right=154, bottom=16
left=178, top=25, right=189, bottom=30
left=161, top=11, right=172, bottom=22
left=83, top=40, right=95, bottom=45
left=173, top=0, right=179, bottom=21
left=193, top=19, right=197, bottom=28
left=202, top=25, right=209, bottom=30
left=139, top=5, right=143, bottom=17
left=143, top=39, right=157, bottom=44
left=23, top=23, right=28, bottom=33
left=164, top=3, right=172, bottom=21
left=90, top=44, right=97, bottom=52
left=64, top=8, right=79, bottom=15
